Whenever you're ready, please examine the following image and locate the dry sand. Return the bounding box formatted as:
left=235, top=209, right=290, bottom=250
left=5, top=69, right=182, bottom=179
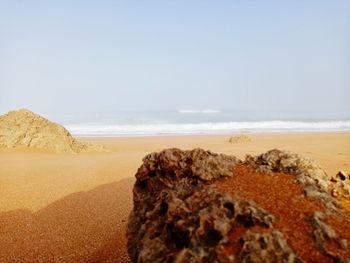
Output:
left=0, top=132, right=349, bottom=262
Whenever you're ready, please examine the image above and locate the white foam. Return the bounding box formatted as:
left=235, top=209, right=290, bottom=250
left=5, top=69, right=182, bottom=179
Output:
left=177, top=109, right=221, bottom=114
left=65, top=120, right=350, bottom=136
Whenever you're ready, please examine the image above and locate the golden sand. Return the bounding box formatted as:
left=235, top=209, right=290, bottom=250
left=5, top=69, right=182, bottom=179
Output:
left=0, top=132, right=349, bottom=262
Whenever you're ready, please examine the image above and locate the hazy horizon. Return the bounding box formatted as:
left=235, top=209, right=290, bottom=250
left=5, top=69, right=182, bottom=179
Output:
left=1, top=1, right=349, bottom=119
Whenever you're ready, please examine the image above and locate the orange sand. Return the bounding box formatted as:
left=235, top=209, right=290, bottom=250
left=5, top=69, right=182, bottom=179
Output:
left=0, top=132, right=349, bottom=262
left=217, top=166, right=329, bottom=262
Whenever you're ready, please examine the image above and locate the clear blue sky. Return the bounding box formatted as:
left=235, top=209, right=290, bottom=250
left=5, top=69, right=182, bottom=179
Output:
left=0, top=1, right=349, bottom=117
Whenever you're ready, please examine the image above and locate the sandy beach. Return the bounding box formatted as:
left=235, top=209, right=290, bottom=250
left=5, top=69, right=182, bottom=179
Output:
left=0, top=132, right=350, bottom=262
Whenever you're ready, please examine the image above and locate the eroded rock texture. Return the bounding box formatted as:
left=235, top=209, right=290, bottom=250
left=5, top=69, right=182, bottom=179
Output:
left=127, top=148, right=350, bottom=263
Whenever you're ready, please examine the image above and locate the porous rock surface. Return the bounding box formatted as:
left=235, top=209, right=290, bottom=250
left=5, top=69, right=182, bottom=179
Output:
left=127, top=148, right=350, bottom=263
left=0, top=109, right=106, bottom=153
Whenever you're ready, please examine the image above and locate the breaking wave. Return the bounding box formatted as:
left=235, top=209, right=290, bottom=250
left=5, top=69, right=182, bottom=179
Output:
left=178, top=109, right=221, bottom=114
left=65, top=120, right=350, bottom=136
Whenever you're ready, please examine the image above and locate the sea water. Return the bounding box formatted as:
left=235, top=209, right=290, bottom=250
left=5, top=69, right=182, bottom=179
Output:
left=53, top=109, right=350, bottom=136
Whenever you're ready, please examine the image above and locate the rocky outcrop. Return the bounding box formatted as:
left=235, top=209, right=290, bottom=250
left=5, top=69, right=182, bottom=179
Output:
left=0, top=109, right=107, bottom=153
left=127, top=148, right=350, bottom=263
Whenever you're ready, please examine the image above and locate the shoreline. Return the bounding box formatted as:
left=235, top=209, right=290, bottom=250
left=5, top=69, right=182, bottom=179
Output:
left=75, top=130, right=350, bottom=138
left=65, top=119, right=350, bottom=138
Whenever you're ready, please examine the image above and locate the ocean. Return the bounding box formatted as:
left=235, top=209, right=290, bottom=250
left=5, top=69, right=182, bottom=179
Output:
left=53, top=110, right=350, bottom=136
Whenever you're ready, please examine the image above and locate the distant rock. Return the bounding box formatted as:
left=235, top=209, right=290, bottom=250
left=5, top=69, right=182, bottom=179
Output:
left=228, top=135, right=252, bottom=143
left=0, top=109, right=107, bottom=153
left=127, top=148, right=350, bottom=262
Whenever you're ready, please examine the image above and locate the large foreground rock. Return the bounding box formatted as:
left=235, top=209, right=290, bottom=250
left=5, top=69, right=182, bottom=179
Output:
left=0, top=109, right=106, bottom=153
left=127, top=148, right=350, bottom=262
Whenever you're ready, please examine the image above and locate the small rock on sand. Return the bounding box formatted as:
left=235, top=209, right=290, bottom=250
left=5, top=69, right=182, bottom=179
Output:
left=228, top=134, right=252, bottom=143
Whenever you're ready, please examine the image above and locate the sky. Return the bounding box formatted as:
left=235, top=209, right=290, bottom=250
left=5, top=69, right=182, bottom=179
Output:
left=0, top=1, right=349, bottom=118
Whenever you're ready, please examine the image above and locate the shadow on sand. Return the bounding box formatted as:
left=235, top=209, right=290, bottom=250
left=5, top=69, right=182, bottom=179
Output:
left=0, top=177, right=134, bottom=263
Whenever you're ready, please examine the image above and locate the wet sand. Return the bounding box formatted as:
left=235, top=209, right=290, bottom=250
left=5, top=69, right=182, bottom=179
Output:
left=0, top=132, right=349, bottom=262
